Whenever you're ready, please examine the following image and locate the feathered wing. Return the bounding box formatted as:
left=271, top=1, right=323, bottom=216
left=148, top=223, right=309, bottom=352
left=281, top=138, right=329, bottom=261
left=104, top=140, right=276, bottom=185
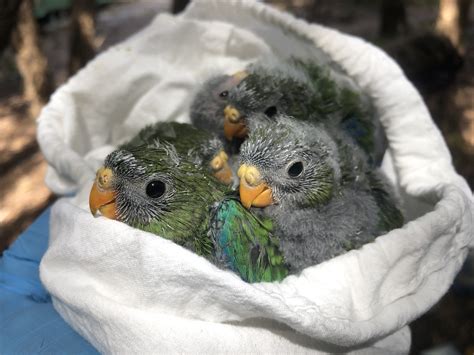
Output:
left=292, top=58, right=386, bottom=165
left=210, top=197, right=288, bottom=283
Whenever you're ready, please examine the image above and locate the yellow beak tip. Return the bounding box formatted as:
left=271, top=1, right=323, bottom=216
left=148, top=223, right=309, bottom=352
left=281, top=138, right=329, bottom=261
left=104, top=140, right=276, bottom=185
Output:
left=90, top=206, right=98, bottom=216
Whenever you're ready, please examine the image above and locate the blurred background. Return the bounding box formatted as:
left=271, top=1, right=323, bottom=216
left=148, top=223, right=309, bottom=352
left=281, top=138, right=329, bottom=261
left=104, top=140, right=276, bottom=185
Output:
left=0, top=0, right=472, bottom=353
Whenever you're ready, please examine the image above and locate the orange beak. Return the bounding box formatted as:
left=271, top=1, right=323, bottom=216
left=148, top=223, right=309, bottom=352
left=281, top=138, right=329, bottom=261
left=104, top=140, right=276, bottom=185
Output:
left=223, top=105, right=248, bottom=141
left=238, top=164, right=274, bottom=209
left=210, top=150, right=233, bottom=185
left=89, top=167, right=118, bottom=220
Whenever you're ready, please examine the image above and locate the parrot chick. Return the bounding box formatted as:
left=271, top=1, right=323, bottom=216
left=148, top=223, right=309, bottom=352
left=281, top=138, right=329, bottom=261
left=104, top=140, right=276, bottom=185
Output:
left=121, top=121, right=234, bottom=185
left=223, top=59, right=386, bottom=165
left=238, top=115, right=403, bottom=272
left=190, top=72, right=249, bottom=144
left=89, top=143, right=288, bottom=283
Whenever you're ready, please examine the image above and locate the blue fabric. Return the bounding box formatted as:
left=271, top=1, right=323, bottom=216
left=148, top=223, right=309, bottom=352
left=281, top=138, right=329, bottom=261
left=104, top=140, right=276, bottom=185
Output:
left=0, top=208, right=98, bottom=354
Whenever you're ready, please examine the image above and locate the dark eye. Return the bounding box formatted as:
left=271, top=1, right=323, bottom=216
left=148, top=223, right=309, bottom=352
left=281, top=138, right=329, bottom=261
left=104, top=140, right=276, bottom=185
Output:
left=287, top=161, right=304, bottom=178
left=264, top=106, right=277, bottom=118
left=219, top=90, right=229, bottom=98
left=146, top=180, right=166, bottom=198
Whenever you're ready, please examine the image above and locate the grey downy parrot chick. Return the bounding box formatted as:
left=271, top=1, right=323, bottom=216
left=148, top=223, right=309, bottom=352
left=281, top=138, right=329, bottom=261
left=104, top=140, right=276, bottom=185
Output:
left=190, top=71, right=249, bottom=144
left=238, top=115, right=403, bottom=272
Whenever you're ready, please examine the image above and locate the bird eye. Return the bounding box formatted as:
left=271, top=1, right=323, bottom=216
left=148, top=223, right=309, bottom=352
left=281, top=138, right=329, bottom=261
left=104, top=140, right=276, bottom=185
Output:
left=219, top=90, right=229, bottom=98
left=287, top=161, right=304, bottom=178
left=146, top=180, right=166, bottom=198
left=264, top=106, right=277, bottom=118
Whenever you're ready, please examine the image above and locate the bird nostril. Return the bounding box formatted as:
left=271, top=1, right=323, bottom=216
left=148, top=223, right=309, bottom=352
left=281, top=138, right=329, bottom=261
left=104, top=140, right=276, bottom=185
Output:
left=238, top=165, right=262, bottom=186
left=224, top=106, right=241, bottom=123
left=96, top=167, right=113, bottom=189
left=211, top=157, right=223, bottom=171
left=244, top=168, right=261, bottom=186
left=246, top=172, right=255, bottom=185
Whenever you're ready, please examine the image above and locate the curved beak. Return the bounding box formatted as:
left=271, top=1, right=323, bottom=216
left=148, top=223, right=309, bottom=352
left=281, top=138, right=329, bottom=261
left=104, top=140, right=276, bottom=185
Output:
left=223, top=105, right=248, bottom=141
left=89, top=167, right=117, bottom=220
left=237, top=164, right=274, bottom=209
left=210, top=150, right=234, bottom=185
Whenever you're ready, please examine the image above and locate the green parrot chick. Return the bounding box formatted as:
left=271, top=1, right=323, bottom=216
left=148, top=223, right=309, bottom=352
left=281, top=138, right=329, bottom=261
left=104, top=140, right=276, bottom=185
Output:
left=89, top=143, right=289, bottom=282
left=90, top=143, right=224, bottom=255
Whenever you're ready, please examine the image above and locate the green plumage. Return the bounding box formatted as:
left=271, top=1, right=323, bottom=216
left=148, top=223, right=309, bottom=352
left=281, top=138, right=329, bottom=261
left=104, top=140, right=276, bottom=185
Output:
left=366, top=171, right=405, bottom=232
left=120, top=121, right=221, bottom=165
left=294, top=59, right=382, bottom=165
left=120, top=144, right=226, bottom=257
left=233, top=58, right=381, bottom=164
left=211, top=197, right=288, bottom=283
left=103, top=144, right=288, bottom=283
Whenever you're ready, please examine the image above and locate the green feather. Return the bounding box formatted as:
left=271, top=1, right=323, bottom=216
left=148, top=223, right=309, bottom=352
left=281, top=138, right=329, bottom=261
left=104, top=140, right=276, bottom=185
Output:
left=210, top=196, right=288, bottom=283
left=107, top=144, right=287, bottom=283
left=242, top=59, right=378, bottom=163
left=120, top=121, right=220, bottom=164
left=292, top=59, right=377, bottom=157
left=116, top=144, right=227, bottom=256
left=366, top=171, right=404, bottom=231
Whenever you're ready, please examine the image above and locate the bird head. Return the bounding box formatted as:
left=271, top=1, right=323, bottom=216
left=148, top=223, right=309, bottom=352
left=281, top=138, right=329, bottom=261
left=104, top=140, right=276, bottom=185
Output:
left=89, top=143, right=226, bottom=231
left=190, top=72, right=248, bottom=138
left=238, top=116, right=340, bottom=209
left=223, top=65, right=313, bottom=141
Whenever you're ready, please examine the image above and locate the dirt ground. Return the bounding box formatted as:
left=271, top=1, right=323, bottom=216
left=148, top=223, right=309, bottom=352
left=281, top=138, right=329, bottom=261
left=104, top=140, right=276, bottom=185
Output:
left=0, top=1, right=169, bottom=251
left=0, top=0, right=473, bottom=353
left=0, top=94, right=54, bottom=251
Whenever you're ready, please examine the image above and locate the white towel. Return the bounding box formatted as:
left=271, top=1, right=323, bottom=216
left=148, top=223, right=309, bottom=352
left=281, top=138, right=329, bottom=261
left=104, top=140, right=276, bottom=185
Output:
left=37, top=0, right=474, bottom=353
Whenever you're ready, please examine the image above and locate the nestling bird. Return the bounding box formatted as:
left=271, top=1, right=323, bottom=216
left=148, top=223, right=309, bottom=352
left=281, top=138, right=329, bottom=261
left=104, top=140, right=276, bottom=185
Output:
left=120, top=121, right=234, bottom=185
left=221, top=59, right=386, bottom=165
left=238, top=115, right=403, bottom=272
left=89, top=142, right=288, bottom=283
left=190, top=71, right=249, bottom=145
